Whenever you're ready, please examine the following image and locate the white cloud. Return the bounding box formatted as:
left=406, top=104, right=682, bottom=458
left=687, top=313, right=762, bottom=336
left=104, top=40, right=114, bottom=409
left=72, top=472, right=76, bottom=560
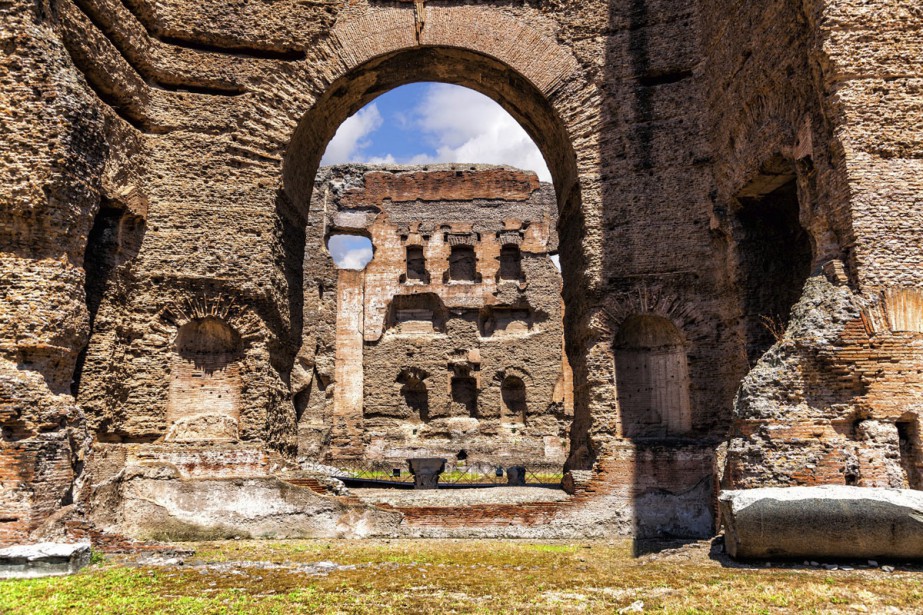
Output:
left=320, top=105, right=383, bottom=165
left=550, top=254, right=561, bottom=272
left=328, top=235, right=373, bottom=270
left=364, top=153, right=397, bottom=165
left=321, top=84, right=553, bottom=183
left=410, top=85, right=552, bottom=183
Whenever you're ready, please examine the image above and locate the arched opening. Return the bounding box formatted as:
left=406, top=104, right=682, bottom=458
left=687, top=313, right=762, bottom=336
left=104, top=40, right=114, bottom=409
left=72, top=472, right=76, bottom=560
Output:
left=500, top=375, right=527, bottom=426
left=284, top=48, right=579, bottom=209
left=284, top=45, right=586, bottom=497
left=327, top=233, right=374, bottom=271
left=614, top=315, right=691, bottom=439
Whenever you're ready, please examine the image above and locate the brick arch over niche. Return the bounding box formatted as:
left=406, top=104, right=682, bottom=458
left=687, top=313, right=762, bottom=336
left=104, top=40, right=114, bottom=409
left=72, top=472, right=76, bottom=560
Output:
left=282, top=9, right=608, bottom=471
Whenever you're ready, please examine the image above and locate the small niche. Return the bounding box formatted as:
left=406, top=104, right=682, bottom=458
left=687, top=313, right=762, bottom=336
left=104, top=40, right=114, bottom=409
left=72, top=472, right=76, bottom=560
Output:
left=398, top=369, right=430, bottom=422
left=499, top=244, right=523, bottom=281
left=405, top=245, right=428, bottom=282
left=501, top=375, right=527, bottom=425
left=480, top=307, right=532, bottom=337
left=387, top=293, right=446, bottom=334
left=448, top=244, right=478, bottom=282
left=451, top=376, right=478, bottom=418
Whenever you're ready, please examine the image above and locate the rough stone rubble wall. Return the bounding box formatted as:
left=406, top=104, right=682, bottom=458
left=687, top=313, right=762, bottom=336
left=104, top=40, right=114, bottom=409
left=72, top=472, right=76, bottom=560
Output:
left=704, top=0, right=923, bottom=490
left=1, top=0, right=921, bottom=543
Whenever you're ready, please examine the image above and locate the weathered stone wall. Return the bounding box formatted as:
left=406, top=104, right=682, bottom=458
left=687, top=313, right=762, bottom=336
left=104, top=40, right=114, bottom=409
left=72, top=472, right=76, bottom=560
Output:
left=701, top=0, right=923, bottom=491
left=2, top=0, right=921, bottom=543
left=300, top=165, right=571, bottom=469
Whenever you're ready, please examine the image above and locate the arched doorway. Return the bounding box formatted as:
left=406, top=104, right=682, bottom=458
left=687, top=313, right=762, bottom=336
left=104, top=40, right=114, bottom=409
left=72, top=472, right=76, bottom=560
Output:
left=282, top=41, right=601, bottom=477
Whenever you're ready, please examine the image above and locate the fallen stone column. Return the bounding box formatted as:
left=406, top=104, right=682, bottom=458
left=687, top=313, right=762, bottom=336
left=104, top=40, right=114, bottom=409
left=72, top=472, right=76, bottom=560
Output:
left=719, top=486, right=923, bottom=560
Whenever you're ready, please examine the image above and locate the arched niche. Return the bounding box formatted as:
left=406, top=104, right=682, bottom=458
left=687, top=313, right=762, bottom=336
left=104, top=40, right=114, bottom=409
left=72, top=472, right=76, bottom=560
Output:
left=166, top=317, right=244, bottom=442
left=614, top=315, right=691, bottom=439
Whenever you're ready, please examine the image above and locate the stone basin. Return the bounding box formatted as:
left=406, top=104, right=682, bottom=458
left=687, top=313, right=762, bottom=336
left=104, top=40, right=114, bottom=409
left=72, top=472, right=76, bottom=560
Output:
left=407, top=457, right=447, bottom=489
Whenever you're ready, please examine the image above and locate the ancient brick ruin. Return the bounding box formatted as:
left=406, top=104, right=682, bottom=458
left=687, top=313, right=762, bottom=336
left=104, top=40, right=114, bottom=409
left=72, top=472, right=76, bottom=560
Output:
left=2, top=0, right=922, bottom=547
left=302, top=165, right=572, bottom=471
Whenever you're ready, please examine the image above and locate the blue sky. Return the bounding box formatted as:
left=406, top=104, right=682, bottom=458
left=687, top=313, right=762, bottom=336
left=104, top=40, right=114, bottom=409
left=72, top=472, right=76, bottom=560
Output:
left=322, top=83, right=551, bottom=269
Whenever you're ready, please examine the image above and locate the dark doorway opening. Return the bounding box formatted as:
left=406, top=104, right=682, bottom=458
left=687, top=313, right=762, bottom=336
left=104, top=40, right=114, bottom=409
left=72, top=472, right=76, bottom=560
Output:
left=897, top=420, right=922, bottom=489
left=73, top=201, right=145, bottom=396
left=405, top=245, right=428, bottom=282
left=735, top=173, right=813, bottom=364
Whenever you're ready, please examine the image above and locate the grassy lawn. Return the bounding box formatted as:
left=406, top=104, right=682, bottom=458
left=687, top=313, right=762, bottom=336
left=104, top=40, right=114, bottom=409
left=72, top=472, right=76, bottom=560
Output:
left=2, top=539, right=921, bottom=614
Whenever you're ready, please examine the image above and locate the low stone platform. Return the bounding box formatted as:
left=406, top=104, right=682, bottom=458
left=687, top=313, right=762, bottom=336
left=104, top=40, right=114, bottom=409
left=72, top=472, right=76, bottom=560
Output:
left=719, top=486, right=923, bottom=560
left=0, top=542, right=91, bottom=579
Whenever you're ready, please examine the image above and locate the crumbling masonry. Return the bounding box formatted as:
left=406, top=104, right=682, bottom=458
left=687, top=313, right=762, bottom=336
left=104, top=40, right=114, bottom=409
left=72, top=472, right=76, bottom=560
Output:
left=1, top=0, right=922, bottom=544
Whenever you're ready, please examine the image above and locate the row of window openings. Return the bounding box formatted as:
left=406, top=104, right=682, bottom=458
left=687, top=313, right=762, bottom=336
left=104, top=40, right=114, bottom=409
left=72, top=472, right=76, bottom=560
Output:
left=406, top=244, right=523, bottom=282
left=401, top=376, right=528, bottom=426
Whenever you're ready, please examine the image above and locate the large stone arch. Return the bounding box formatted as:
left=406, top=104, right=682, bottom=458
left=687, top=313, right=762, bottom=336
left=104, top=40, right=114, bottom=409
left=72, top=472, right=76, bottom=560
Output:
left=281, top=6, right=610, bottom=472
left=284, top=5, right=593, bottom=209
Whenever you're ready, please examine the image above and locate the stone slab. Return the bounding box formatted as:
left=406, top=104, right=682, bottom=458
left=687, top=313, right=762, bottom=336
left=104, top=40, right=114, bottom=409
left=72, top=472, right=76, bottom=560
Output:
left=0, top=542, right=91, bottom=579
left=719, top=486, right=923, bottom=560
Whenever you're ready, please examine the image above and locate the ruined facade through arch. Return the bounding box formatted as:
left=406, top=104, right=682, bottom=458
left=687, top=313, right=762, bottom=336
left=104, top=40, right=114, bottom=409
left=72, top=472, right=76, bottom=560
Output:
left=304, top=165, right=571, bottom=469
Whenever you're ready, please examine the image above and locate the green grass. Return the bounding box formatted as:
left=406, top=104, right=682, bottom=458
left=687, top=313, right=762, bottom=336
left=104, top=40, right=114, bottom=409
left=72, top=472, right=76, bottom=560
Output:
left=347, top=470, right=564, bottom=484
left=2, top=539, right=921, bottom=614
